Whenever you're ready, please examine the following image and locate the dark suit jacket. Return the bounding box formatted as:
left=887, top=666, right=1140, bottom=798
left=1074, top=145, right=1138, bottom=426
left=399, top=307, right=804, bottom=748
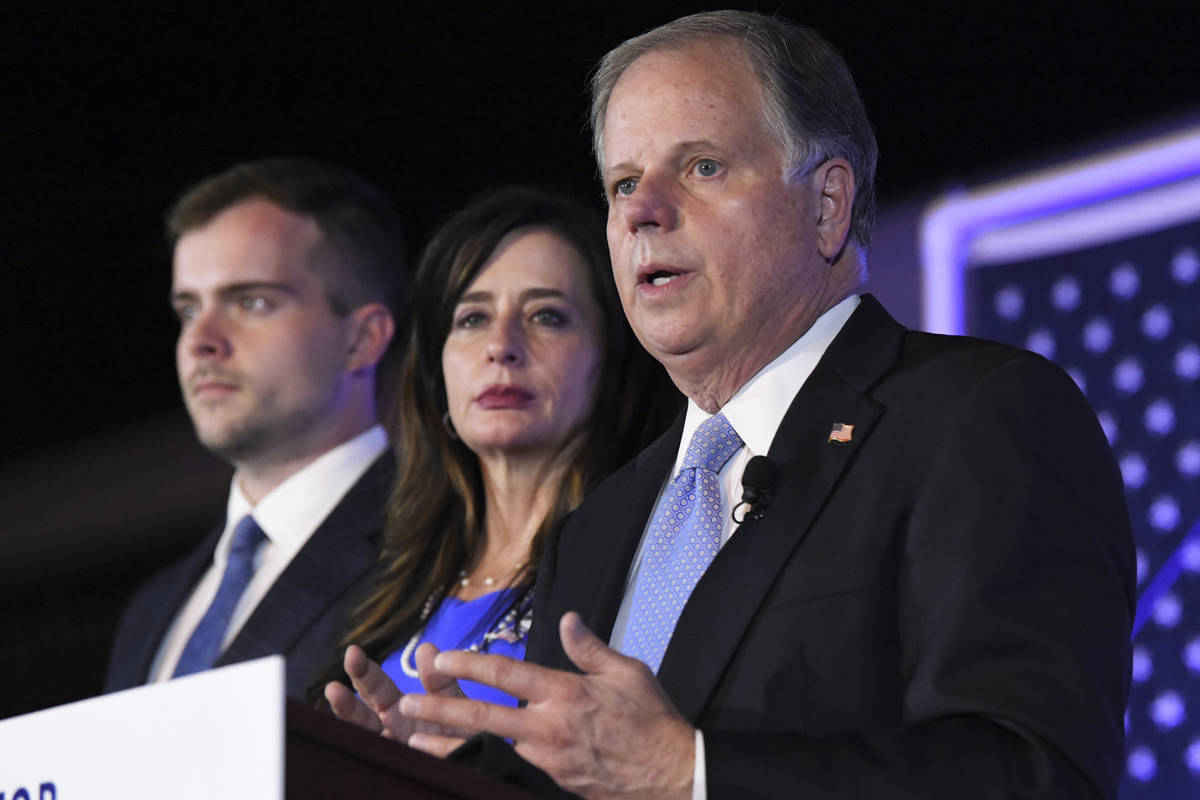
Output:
left=528, top=296, right=1135, bottom=798
left=105, top=453, right=392, bottom=700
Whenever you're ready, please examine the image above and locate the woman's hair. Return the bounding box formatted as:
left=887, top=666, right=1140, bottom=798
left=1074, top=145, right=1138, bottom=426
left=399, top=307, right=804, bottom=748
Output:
left=338, top=185, right=680, bottom=659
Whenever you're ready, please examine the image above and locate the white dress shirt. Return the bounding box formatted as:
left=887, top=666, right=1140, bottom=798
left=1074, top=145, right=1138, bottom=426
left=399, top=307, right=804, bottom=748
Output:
left=607, top=296, right=859, bottom=799
left=149, top=424, right=388, bottom=682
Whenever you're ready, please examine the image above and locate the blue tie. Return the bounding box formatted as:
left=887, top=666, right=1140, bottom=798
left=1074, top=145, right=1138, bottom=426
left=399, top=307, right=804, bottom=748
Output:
left=173, top=515, right=265, bottom=678
left=622, top=413, right=743, bottom=673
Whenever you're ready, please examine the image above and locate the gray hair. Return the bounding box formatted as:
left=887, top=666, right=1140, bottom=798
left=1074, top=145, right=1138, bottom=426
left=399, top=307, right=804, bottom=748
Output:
left=589, top=10, right=878, bottom=251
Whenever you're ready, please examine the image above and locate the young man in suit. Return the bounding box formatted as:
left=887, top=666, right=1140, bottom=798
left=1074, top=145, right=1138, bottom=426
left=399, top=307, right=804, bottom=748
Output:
left=106, top=158, right=405, bottom=699
left=355, top=12, right=1134, bottom=799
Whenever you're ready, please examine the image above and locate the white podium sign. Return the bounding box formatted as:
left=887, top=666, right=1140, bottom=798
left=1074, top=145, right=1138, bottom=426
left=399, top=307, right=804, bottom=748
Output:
left=0, top=656, right=285, bottom=799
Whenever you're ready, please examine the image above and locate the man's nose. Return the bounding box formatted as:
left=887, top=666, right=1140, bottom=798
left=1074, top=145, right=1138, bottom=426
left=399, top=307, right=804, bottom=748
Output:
left=618, top=173, right=678, bottom=233
left=180, top=308, right=232, bottom=359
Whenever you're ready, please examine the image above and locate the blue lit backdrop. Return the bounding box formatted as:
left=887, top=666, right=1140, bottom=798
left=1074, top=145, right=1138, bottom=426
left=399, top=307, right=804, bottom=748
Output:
left=921, top=124, right=1200, bottom=798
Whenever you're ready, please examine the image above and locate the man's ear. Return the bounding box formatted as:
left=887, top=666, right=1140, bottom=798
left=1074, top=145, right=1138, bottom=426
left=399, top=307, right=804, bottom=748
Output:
left=345, top=302, right=395, bottom=373
left=812, top=158, right=855, bottom=262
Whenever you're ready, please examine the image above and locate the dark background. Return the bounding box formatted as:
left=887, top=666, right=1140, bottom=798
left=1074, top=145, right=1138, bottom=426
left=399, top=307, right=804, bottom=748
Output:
left=2, top=1, right=1197, bottom=717
left=6, top=1, right=1198, bottom=462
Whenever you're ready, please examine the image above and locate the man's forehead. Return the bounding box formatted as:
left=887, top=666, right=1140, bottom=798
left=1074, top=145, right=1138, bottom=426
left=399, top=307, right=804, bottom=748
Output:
left=171, top=202, right=323, bottom=290
left=602, top=42, right=766, bottom=163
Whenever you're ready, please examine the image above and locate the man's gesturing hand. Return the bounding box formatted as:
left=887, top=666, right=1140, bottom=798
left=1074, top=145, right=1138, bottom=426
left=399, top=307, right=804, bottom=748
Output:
left=325, top=642, right=469, bottom=745
left=399, top=612, right=695, bottom=800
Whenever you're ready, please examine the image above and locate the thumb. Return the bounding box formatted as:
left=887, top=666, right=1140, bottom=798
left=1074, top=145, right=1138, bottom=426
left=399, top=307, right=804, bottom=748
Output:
left=560, top=611, right=621, bottom=674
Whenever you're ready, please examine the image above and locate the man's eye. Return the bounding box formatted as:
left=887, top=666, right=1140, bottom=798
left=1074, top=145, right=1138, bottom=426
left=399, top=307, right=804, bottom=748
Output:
left=695, top=159, right=720, bottom=177
left=175, top=305, right=197, bottom=322
left=239, top=296, right=268, bottom=311
left=615, top=178, right=638, bottom=197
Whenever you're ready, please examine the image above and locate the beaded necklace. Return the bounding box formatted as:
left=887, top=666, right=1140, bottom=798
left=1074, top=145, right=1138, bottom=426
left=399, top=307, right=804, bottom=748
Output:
left=399, top=584, right=535, bottom=679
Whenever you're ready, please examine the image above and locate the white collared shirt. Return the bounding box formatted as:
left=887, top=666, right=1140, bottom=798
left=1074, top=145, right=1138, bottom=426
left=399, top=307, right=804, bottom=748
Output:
left=605, top=296, right=859, bottom=800
left=149, top=424, right=389, bottom=682
left=610, top=295, right=859, bottom=646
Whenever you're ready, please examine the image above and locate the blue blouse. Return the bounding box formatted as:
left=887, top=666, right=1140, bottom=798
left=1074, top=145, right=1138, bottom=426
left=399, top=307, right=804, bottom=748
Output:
left=379, top=588, right=529, bottom=707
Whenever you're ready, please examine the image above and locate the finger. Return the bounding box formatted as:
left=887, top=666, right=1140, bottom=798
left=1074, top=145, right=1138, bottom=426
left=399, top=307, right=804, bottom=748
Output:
left=324, top=681, right=383, bottom=734
left=415, top=642, right=466, bottom=698
left=559, top=611, right=626, bottom=675
left=372, top=699, right=419, bottom=741
left=407, top=731, right=470, bottom=758
left=431, top=649, right=555, bottom=703
left=399, top=692, right=528, bottom=742
left=344, top=644, right=402, bottom=714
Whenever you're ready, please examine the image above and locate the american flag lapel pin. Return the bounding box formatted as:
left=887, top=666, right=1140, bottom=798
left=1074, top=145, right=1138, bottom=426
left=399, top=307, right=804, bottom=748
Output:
left=828, top=422, right=854, bottom=443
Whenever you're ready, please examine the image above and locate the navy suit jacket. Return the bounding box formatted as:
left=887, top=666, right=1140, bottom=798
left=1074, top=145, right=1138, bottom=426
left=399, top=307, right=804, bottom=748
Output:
left=528, top=296, right=1135, bottom=798
left=105, top=453, right=392, bottom=700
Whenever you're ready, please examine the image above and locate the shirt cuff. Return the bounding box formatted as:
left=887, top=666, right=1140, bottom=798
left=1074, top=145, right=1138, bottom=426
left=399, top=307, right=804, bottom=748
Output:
left=692, top=728, right=706, bottom=800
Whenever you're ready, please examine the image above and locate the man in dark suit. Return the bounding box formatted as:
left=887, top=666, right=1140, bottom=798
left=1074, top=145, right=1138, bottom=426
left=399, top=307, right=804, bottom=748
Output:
left=372, top=12, right=1134, bottom=798
left=106, top=158, right=405, bottom=700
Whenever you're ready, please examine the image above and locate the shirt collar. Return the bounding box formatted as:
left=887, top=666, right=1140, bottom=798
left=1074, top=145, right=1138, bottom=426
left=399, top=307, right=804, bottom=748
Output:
left=676, top=295, right=860, bottom=469
left=224, top=424, right=388, bottom=558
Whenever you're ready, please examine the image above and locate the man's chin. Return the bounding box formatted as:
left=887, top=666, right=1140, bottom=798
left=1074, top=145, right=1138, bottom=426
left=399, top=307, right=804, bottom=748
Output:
left=642, top=336, right=708, bottom=370
left=192, top=422, right=263, bottom=464
left=632, top=320, right=704, bottom=358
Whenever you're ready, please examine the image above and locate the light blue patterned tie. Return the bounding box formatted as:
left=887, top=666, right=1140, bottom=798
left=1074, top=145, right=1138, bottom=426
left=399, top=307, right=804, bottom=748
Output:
left=173, top=515, right=265, bottom=678
left=622, top=413, right=743, bottom=673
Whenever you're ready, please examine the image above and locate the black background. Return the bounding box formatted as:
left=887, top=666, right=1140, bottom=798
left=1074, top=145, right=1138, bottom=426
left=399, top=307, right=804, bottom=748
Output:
left=6, top=1, right=1197, bottom=462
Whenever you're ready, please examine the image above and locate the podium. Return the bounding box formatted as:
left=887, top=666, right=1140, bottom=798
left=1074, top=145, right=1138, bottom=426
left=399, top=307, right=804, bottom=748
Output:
left=0, top=657, right=536, bottom=799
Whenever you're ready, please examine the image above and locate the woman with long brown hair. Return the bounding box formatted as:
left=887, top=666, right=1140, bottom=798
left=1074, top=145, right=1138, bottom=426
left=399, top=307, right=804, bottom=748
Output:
left=321, top=185, right=677, bottom=717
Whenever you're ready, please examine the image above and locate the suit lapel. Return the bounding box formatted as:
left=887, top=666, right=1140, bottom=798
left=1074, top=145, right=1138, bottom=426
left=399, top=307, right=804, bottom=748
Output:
left=657, top=296, right=905, bottom=720
left=216, top=454, right=392, bottom=665
left=115, top=526, right=222, bottom=688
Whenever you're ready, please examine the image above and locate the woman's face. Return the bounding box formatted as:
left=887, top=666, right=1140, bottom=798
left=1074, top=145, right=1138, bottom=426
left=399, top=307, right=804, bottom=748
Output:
left=442, top=227, right=605, bottom=461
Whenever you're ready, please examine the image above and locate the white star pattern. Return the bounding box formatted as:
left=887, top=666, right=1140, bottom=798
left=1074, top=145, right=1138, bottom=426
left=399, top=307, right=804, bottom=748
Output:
left=977, top=219, right=1200, bottom=795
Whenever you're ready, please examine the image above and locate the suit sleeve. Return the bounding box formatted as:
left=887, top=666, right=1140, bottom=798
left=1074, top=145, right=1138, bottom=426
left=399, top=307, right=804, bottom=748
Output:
left=703, top=354, right=1136, bottom=799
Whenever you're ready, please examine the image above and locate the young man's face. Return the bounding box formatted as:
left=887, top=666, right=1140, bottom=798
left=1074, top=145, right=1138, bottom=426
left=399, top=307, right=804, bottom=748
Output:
left=171, top=198, right=358, bottom=467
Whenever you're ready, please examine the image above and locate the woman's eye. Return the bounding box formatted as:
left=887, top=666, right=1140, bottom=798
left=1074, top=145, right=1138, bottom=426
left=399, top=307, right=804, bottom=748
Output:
left=456, top=311, right=487, bottom=328
left=532, top=308, right=567, bottom=327
left=695, top=159, right=720, bottom=177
